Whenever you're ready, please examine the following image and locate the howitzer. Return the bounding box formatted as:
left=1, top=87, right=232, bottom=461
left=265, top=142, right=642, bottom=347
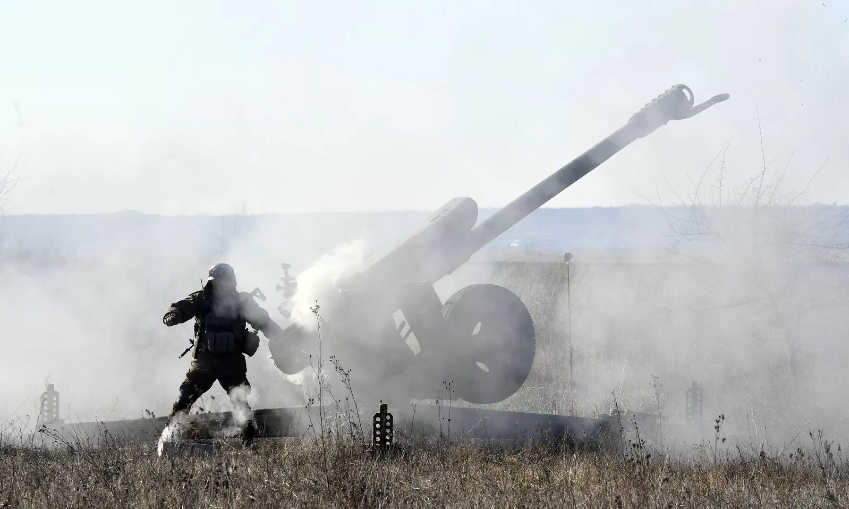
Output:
left=268, top=85, right=729, bottom=405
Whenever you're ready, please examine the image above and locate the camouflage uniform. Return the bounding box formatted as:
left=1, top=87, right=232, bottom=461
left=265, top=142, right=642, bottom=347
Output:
left=163, top=266, right=284, bottom=429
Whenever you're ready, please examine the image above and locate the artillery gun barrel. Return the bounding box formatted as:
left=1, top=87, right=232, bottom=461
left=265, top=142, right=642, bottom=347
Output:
left=467, top=85, right=729, bottom=253
left=269, top=85, right=728, bottom=385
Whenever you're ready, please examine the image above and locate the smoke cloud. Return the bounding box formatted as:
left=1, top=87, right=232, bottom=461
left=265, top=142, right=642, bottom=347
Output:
left=286, top=240, right=368, bottom=330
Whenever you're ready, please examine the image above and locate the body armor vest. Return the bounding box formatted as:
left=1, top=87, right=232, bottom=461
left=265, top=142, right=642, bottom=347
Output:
left=195, top=301, right=246, bottom=355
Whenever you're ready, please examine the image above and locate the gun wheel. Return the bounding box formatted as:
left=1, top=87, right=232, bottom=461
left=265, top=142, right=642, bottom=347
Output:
left=442, top=284, right=535, bottom=404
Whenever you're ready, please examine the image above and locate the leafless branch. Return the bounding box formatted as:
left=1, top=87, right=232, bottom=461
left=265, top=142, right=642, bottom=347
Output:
left=0, top=157, right=21, bottom=212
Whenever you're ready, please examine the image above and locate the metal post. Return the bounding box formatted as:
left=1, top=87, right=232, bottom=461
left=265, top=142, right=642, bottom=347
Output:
left=563, top=252, right=574, bottom=415
left=372, top=403, right=393, bottom=454
left=686, top=380, right=703, bottom=425
left=38, top=384, right=60, bottom=427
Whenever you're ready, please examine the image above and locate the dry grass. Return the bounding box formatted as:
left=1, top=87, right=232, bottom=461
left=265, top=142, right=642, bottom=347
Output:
left=1, top=430, right=847, bottom=508
left=5, top=233, right=849, bottom=506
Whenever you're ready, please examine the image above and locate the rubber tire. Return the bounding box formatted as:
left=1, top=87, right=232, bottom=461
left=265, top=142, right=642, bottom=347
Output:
left=442, top=284, right=535, bottom=404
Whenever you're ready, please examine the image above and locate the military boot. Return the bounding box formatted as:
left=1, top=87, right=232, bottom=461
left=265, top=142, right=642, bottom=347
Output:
left=241, top=419, right=258, bottom=448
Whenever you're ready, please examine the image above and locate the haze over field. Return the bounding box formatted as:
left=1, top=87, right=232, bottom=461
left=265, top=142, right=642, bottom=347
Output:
left=1, top=1, right=848, bottom=453
left=0, top=208, right=678, bottom=422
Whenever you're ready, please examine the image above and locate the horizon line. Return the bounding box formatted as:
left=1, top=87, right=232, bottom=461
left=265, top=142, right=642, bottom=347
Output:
left=7, top=202, right=849, bottom=218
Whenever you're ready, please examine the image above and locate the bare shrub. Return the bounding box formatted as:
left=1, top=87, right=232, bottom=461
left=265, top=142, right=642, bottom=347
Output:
left=0, top=152, right=21, bottom=257
left=652, top=116, right=849, bottom=375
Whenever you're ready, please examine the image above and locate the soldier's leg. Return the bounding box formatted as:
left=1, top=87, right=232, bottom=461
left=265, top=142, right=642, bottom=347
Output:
left=219, top=373, right=251, bottom=410
left=220, top=374, right=256, bottom=445
left=169, top=370, right=216, bottom=418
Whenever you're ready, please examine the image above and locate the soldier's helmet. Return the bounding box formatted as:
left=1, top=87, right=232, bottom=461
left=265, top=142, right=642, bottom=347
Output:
left=208, top=263, right=237, bottom=286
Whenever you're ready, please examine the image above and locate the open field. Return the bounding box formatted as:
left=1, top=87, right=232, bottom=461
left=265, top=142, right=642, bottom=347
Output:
left=1, top=433, right=847, bottom=508
left=1, top=0, right=845, bottom=505
left=4, top=229, right=849, bottom=507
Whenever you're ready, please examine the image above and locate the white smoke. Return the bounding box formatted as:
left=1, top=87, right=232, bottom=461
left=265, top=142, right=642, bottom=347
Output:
left=157, top=412, right=189, bottom=457
left=286, top=240, right=368, bottom=330
left=204, top=383, right=255, bottom=440
left=156, top=383, right=256, bottom=456
left=227, top=384, right=252, bottom=428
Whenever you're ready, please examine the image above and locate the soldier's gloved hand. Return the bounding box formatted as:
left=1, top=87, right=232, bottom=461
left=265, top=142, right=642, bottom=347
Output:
left=163, top=310, right=180, bottom=326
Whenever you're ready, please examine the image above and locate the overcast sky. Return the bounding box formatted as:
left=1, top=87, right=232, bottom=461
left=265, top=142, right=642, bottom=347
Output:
left=0, top=0, right=846, bottom=215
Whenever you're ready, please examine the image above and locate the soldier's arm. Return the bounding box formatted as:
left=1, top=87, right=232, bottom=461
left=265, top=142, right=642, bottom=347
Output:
left=163, top=291, right=203, bottom=326
left=241, top=294, right=308, bottom=373
left=239, top=294, right=284, bottom=339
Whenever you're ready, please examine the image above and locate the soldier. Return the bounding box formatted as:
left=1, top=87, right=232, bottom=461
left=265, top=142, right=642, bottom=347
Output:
left=162, top=263, right=284, bottom=445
